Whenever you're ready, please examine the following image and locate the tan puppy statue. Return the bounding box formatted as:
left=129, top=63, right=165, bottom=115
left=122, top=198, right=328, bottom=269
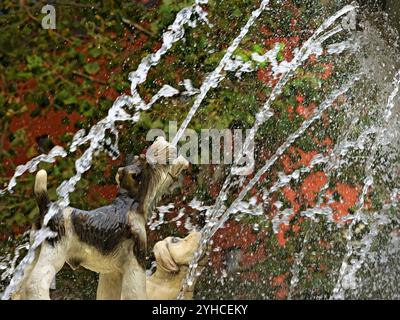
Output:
left=147, top=231, right=206, bottom=300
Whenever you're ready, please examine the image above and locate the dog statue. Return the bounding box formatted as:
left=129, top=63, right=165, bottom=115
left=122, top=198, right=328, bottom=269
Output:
left=146, top=231, right=207, bottom=300
left=13, top=136, right=189, bottom=300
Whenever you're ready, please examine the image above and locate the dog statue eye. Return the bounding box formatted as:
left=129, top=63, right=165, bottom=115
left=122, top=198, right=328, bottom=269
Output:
left=171, top=237, right=181, bottom=243
left=131, top=171, right=142, bottom=181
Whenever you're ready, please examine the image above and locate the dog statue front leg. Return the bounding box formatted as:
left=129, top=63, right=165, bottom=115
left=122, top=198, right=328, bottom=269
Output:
left=120, top=260, right=147, bottom=300
left=25, top=243, right=65, bottom=300
left=97, top=272, right=123, bottom=300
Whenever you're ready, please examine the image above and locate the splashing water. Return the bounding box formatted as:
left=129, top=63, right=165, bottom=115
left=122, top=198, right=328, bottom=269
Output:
left=330, top=70, right=400, bottom=299
left=179, top=75, right=359, bottom=297
left=178, top=4, right=361, bottom=298
left=172, top=0, right=272, bottom=146
left=0, top=146, right=67, bottom=196
left=177, top=5, right=397, bottom=299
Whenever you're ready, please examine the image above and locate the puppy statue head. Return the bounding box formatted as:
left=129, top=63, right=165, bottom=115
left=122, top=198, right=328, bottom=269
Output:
left=116, top=136, right=189, bottom=218
left=153, top=231, right=203, bottom=273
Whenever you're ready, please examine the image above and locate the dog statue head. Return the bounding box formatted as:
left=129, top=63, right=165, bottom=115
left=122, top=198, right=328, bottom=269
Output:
left=153, top=231, right=204, bottom=273
left=116, top=136, right=189, bottom=218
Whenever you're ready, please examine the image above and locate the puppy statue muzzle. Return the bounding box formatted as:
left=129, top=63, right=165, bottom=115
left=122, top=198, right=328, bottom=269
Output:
left=147, top=231, right=208, bottom=300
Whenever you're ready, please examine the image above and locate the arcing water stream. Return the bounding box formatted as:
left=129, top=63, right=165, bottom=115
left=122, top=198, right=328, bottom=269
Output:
left=177, top=3, right=364, bottom=298
left=1, top=1, right=400, bottom=299
left=177, top=3, right=400, bottom=299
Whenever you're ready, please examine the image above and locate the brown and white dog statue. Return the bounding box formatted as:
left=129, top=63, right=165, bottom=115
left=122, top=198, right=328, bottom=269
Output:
left=13, top=136, right=189, bottom=300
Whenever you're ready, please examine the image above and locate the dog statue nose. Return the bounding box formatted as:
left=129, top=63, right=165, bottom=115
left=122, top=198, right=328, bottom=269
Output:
left=175, top=155, right=189, bottom=169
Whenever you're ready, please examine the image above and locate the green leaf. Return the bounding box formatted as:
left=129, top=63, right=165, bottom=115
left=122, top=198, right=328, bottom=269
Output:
left=252, top=44, right=264, bottom=55
left=84, top=62, right=100, bottom=75
left=26, top=55, right=43, bottom=69
left=64, top=96, right=78, bottom=105
left=89, top=48, right=102, bottom=58
left=232, top=8, right=242, bottom=18
left=57, top=89, right=69, bottom=101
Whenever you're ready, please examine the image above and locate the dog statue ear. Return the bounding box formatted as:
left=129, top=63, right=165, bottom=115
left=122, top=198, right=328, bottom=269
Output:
left=154, top=239, right=179, bottom=272
left=125, top=153, right=135, bottom=165
left=115, top=167, right=123, bottom=186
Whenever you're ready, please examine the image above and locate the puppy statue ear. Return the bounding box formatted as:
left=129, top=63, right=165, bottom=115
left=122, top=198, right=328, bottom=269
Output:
left=154, top=239, right=179, bottom=272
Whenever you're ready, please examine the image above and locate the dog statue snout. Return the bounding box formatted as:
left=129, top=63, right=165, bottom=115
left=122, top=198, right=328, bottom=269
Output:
left=186, top=231, right=201, bottom=243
